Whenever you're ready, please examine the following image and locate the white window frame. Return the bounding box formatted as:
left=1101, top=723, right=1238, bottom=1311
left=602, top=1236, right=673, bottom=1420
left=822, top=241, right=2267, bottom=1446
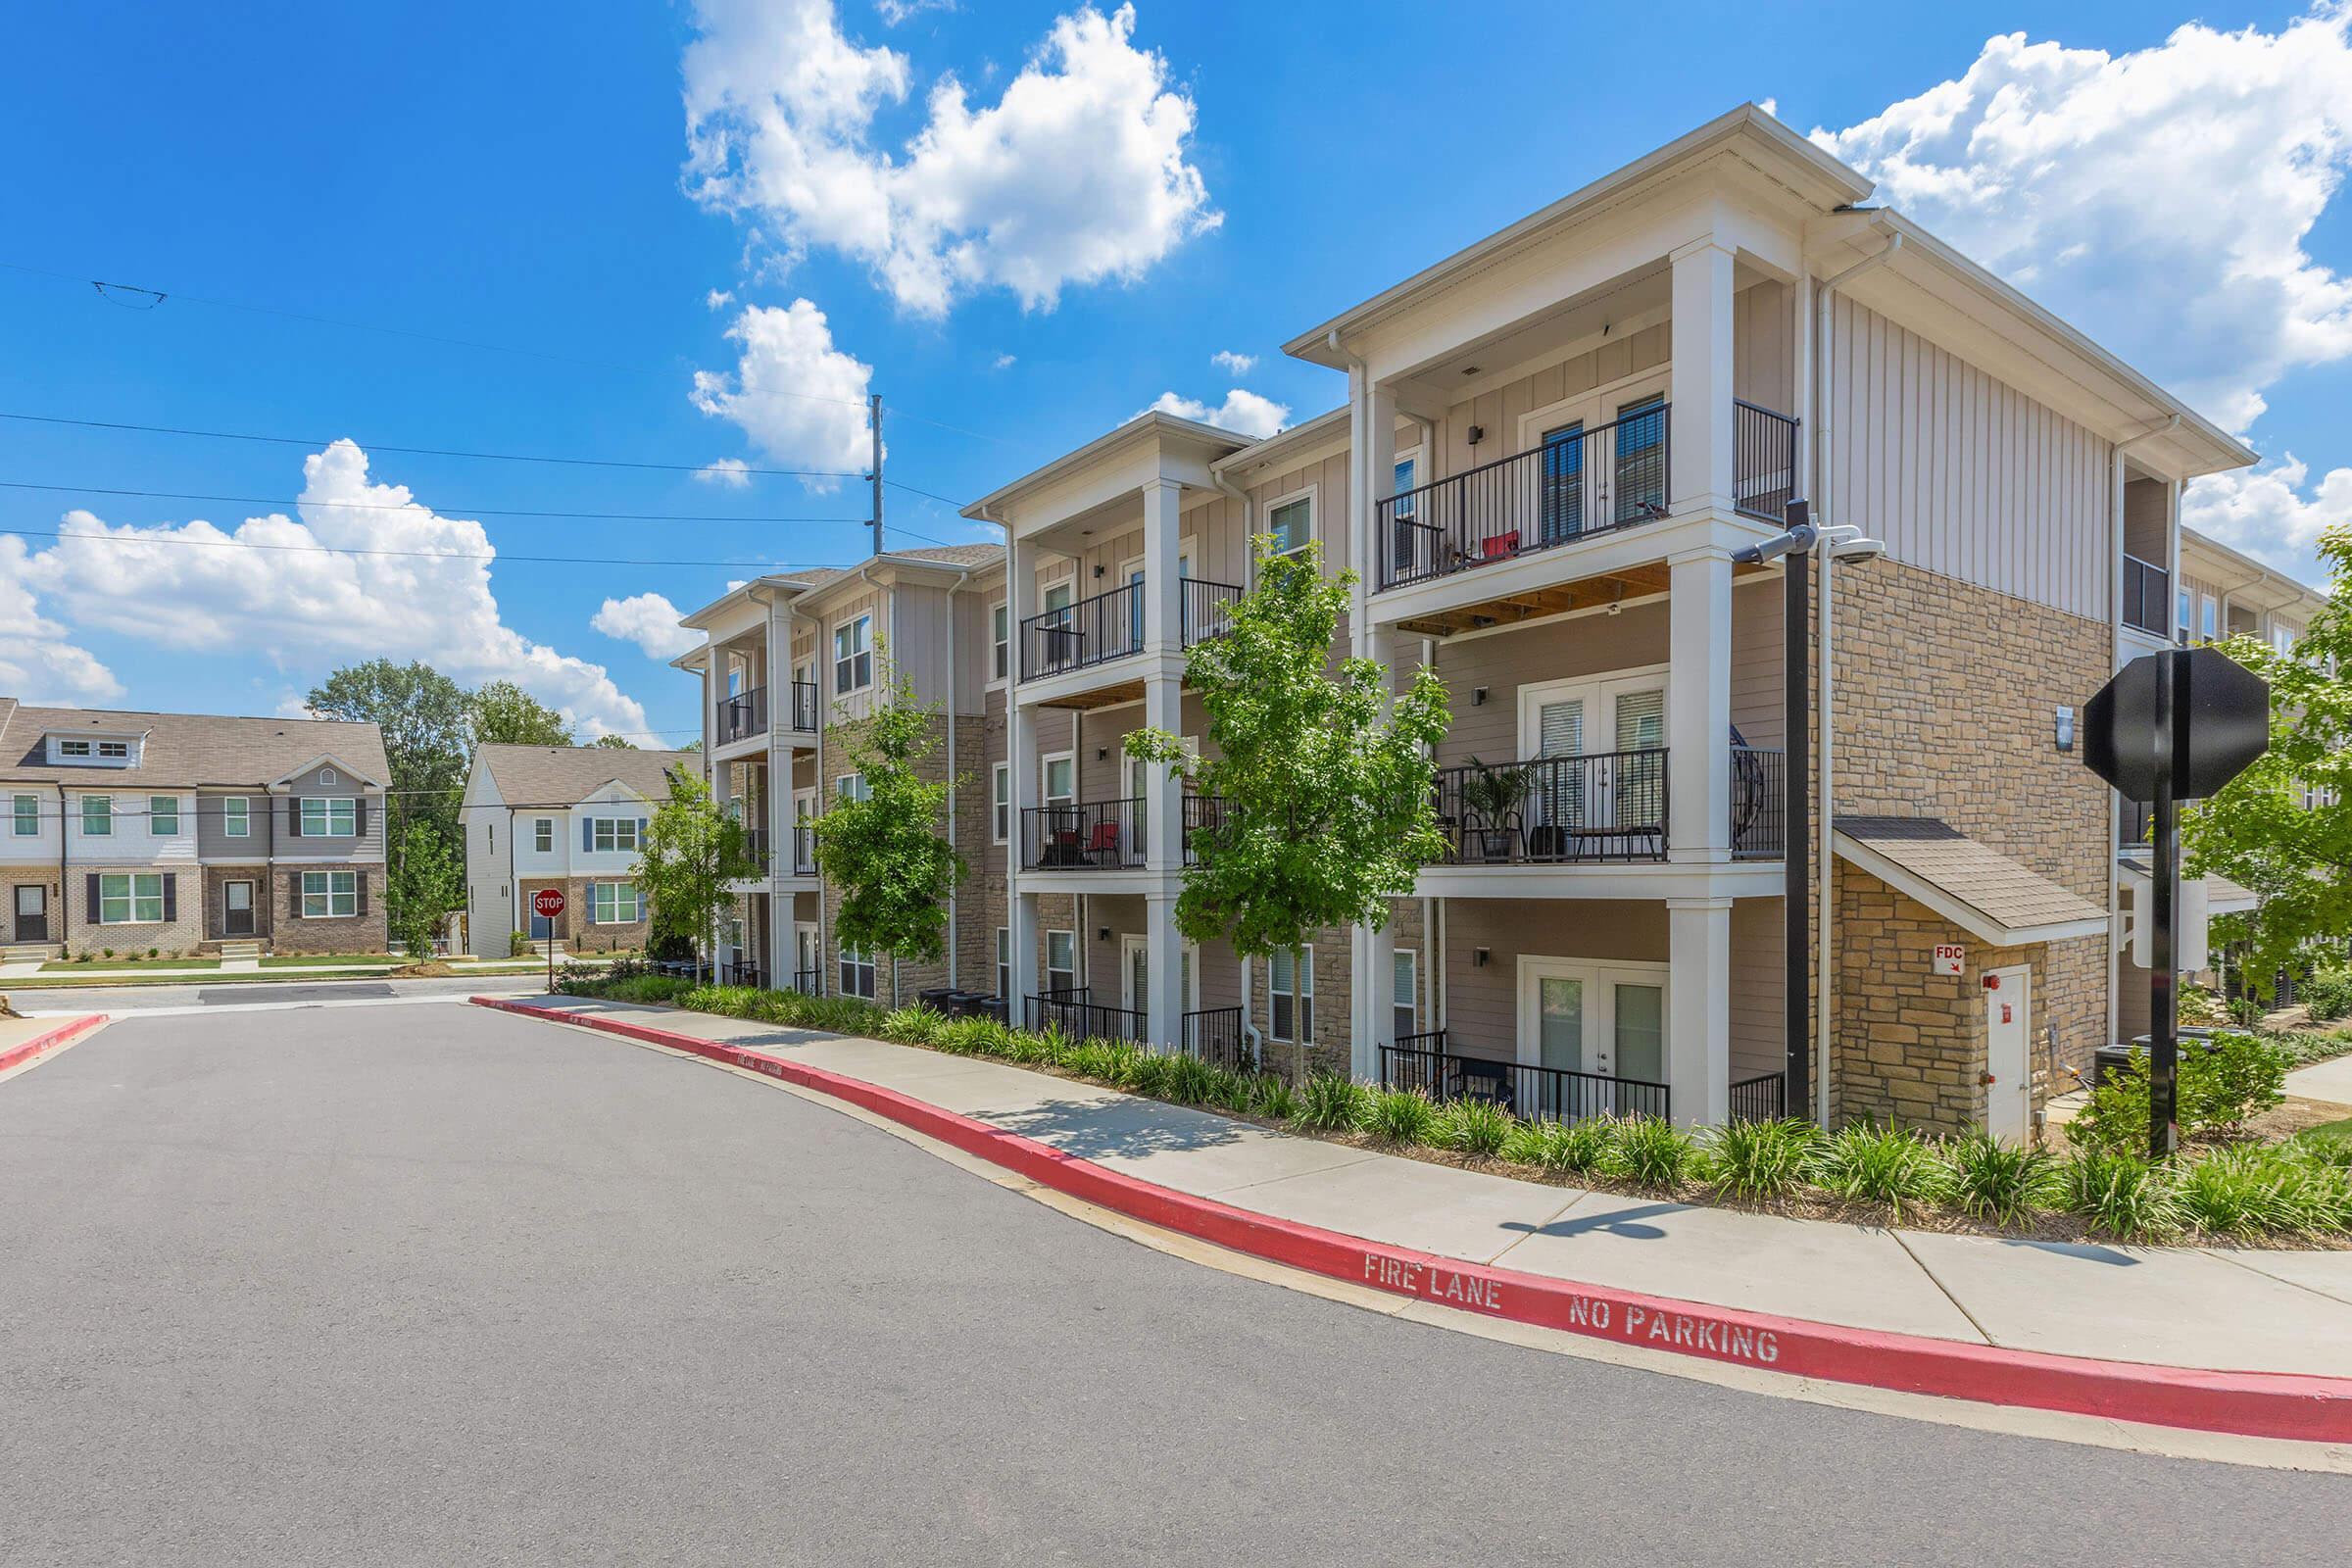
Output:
left=990, top=601, right=1010, bottom=685
left=1040, top=572, right=1076, bottom=613
left=996, top=926, right=1011, bottom=1001
left=57, top=739, right=92, bottom=759
left=590, top=816, right=640, bottom=854
left=149, top=796, right=179, bottom=836
left=2200, top=592, right=2219, bottom=642
left=590, top=881, right=641, bottom=924
left=12, top=795, right=37, bottom=837
left=1046, top=929, right=1077, bottom=996
left=1515, top=664, right=1673, bottom=759
left=1041, top=751, right=1076, bottom=808
left=301, top=797, right=357, bottom=837
left=836, top=772, right=869, bottom=803
left=99, top=871, right=165, bottom=925
left=839, top=942, right=876, bottom=999
left=1262, top=487, right=1315, bottom=561
left=97, top=740, right=128, bottom=760
left=302, top=869, right=358, bottom=919
left=1393, top=947, right=1419, bottom=1042
left=1270, top=945, right=1313, bottom=1044
left=1514, top=954, right=1672, bottom=1085
left=80, top=795, right=112, bottom=837
left=1517, top=368, right=1673, bottom=460
left=222, top=797, right=250, bottom=839
left=991, top=761, right=1011, bottom=844
left=833, top=613, right=874, bottom=696
left=535, top=817, right=555, bottom=854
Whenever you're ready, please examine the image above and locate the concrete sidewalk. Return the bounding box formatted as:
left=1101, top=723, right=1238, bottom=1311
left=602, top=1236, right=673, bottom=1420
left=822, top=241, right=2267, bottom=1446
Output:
left=512, top=995, right=2352, bottom=1381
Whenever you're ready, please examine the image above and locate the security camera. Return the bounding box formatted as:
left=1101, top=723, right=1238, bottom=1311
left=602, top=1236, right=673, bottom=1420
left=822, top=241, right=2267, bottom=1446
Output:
left=1829, top=536, right=1887, bottom=564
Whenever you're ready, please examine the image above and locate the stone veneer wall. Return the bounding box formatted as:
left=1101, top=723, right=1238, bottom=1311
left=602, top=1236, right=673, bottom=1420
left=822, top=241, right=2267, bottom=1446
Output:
left=1827, top=557, right=2113, bottom=1133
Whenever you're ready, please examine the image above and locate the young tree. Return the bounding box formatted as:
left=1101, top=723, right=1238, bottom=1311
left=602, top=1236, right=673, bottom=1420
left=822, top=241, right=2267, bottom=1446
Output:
left=468, top=680, right=573, bottom=747
left=386, top=823, right=464, bottom=959
left=633, top=770, right=756, bottom=973
left=591, top=734, right=638, bottom=750
left=1126, top=536, right=1450, bottom=1077
left=307, top=660, right=471, bottom=939
left=2184, top=522, right=2352, bottom=991
left=810, top=668, right=966, bottom=1005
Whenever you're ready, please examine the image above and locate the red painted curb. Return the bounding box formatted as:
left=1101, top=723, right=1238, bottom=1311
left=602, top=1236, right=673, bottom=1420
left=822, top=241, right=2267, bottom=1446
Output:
left=0, top=1014, right=106, bottom=1077
left=473, top=996, right=2352, bottom=1445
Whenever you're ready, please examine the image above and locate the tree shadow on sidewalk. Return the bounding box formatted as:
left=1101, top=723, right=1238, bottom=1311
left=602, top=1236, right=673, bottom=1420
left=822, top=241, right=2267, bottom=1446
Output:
left=973, top=1096, right=1253, bottom=1162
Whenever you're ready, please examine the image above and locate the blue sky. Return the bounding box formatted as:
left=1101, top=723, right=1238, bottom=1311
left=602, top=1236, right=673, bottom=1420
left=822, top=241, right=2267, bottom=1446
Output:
left=2, top=1, right=2346, bottom=743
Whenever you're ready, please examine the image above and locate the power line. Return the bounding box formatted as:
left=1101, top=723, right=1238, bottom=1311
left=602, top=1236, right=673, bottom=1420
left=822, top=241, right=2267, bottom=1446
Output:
left=0, top=480, right=870, bottom=527
left=883, top=476, right=977, bottom=512
left=0, top=527, right=851, bottom=572
left=0, top=410, right=865, bottom=480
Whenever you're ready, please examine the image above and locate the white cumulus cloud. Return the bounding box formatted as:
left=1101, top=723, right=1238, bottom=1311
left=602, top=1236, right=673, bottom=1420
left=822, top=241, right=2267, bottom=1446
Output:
left=1811, top=11, right=2352, bottom=434
left=1209, top=349, right=1254, bottom=375
left=1145, top=387, right=1288, bottom=440
left=706, top=287, right=735, bottom=311
left=692, top=299, right=873, bottom=484
left=593, top=592, right=702, bottom=661
left=683, top=0, right=1218, bottom=315
left=695, top=457, right=754, bottom=488
left=2, top=441, right=652, bottom=737
left=2180, top=454, right=2351, bottom=586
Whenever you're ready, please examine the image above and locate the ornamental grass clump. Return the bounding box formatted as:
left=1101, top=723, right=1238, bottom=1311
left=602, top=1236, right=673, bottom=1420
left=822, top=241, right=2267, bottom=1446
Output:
left=1250, top=1075, right=1300, bottom=1122
left=1294, top=1071, right=1372, bottom=1133
left=1162, top=1052, right=1221, bottom=1106
left=1706, top=1118, right=1821, bottom=1200
left=1503, top=1116, right=1615, bottom=1178
left=1206, top=1066, right=1256, bottom=1115
left=2056, top=1148, right=2181, bottom=1241
left=1437, top=1096, right=1514, bottom=1161
left=1609, top=1115, right=1703, bottom=1189
left=1805, top=1123, right=1947, bottom=1216
left=1363, top=1087, right=1443, bottom=1146
left=2173, top=1144, right=2347, bottom=1239
left=879, top=1004, right=944, bottom=1048
left=1946, top=1133, right=2059, bottom=1226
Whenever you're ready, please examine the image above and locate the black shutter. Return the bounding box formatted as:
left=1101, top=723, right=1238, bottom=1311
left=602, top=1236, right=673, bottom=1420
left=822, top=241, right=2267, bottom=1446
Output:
left=356, top=875, right=368, bottom=916
left=289, top=872, right=302, bottom=915
left=356, top=798, right=368, bottom=836
left=84, top=872, right=99, bottom=923
left=286, top=798, right=301, bottom=838
left=162, top=873, right=176, bottom=923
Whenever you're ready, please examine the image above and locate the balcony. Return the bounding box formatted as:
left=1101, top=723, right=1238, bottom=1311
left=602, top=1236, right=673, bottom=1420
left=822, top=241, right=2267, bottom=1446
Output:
left=1019, top=578, right=1245, bottom=681
left=790, top=824, right=817, bottom=877
left=1374, top=401, right=1799, bottom=593
left=1382, top=1033, right=1787, bottom=1124
left=2123, top=554, right=2169, bottom=638
left=717, top=686, right=766, bottom=746
left=1020, top=795, right=1228, bottom=871
left=1428, top=746, right=1784, bottom=864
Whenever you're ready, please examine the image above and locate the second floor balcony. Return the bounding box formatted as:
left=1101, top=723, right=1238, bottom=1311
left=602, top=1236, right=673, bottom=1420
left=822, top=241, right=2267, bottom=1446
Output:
left=1430, top=745, right=1785, bottom=864
left=1020, top=578, right=1244, bottom=682
left=1019, top=794, right=1226, bottom=872
left=1375, top=400, right=1798, bottom=593
left=737, top=823, right=818, bottom=879
left=716, top=681, right=820, bottom=748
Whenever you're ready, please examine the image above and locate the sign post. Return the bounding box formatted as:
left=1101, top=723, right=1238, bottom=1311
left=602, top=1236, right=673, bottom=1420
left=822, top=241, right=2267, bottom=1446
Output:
left=531, top=887, right=566, bottom=994
left=2082, top=647, right=2268, bottom=1157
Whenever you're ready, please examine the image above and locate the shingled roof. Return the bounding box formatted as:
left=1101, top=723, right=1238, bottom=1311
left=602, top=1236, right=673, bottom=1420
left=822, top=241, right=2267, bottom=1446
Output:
left=0, top=698, right=391, bottom=787
left=472, top=744, right=694, bottom=808
left=1834, top=816, right=2107, bottom=946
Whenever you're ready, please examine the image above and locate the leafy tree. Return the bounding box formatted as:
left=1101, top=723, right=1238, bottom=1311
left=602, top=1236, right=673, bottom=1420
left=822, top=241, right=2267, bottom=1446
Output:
left=469, top=679, right=572, bottom=747
left=307, top=661, right=472, bottom=937
left=811, top=666, right=966, bottom=1005
left=386, top=822, right=464, bottom=959
left=2183, top=521, right=2352, bottom=992
left=592, top=734, right=638, bottom=750
left=633, top=769, right=754, bottom=971
left=1125, top=536, right=1450, bottom=1074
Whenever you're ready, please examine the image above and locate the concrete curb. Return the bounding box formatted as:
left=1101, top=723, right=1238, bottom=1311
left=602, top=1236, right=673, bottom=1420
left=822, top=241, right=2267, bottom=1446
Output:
left=472, top=996, right=2352, bottom=1446
left=0, top=1013, right=106, bottom=1076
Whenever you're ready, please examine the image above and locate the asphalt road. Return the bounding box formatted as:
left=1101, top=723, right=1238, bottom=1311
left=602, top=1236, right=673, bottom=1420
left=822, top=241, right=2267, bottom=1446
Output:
left=2, top=1002, right=2345, bottom=1566
left=1, top=971, right=549, bottom=1015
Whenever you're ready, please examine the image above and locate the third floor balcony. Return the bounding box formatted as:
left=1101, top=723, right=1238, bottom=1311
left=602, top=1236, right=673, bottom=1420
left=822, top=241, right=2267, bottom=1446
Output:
left=1019, top=578, right=1244, bottom=682
left=715, top=680, right=820, bottom=748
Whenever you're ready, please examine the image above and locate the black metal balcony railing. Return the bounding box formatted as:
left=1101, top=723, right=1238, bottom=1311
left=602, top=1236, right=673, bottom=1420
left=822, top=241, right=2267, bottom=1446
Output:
left=1733, top=400, right=1799, bottom=525
left=1429, top=747, right=1786, bottom=863
left=717, top=686, right=766, bottom=746
left=1025, top=988, right=1145, bottom=1043
left=1729, top=1071, right=1787, bottom=1123
left=1181, top=793, right=1226, bottom=864
left=789, top=967, right=822, bottom=996
left=1730, top=746, right=1786, bottom=860
left=1021, top=799, right=1146, bottom=870
left=717, top=960, right=764, bottom=989
left=787, top=679, right=819, bottom=732
left=1382, top=1034, right=1670, bottom=1123
left=1181, top=578, right=1244, bottom=644
left=1019, top=577, right=1247, bottom=680
left=1182, top=1005, right=1252, bottom=1073
left=790, top=824, right=817, bottom=876
left=740, top=827, right=770, bottom=873
left=2122, top=554, right=2170, bottom=638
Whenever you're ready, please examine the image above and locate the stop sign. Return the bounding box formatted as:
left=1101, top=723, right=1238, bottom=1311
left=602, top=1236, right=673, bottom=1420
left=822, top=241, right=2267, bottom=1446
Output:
left=2082, top=646, right=2269, bottom=803
left=531, top=887, right=566, bottom=921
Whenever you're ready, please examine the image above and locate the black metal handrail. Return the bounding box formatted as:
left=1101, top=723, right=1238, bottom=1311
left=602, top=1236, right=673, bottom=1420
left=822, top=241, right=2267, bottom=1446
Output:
left=1731, top=746, right=1785, bottom=859
left=789, top=824, right=817, bottom=876
left=2122, top=554, right=2170, bottom=638
left=1434, top=751, right=1668, bottom=863
left=741, top=827, right=770, bottom=872
left=786, top=679, right=820, bottom=732
left=1381, top=1035, right=1670, bottom=1123
left=1181, top=792, right=1226, bottom=863
left=717, top=686, right=767, bottom=746
left=1025, top=987, right=1146, bottom=1043
left=1729, top=1071, right=1786, bottom=1123
left=1020, top=799, right=1146, bottom=870
left=717, top=960, right=765, bottom=989
left=1733, top=400, right=1799, bottom=524
left=1376, top=402, right=1670, bottom=590
left=1021, top=582, right=1140, bottom=679
left=1181, top=578, right=1244, bottom=644
left=1182, top=1005, right=1252, bottom=1073
left=789, top=967, right=822, bottom=996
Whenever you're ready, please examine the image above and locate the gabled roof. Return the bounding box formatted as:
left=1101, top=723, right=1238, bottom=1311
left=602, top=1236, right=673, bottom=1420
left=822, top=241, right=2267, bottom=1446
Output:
left=472, top=744, right=694, bottom=809
left=959, top=410, right=1252, bottom=520
left=677, top=545, right=1005, bottom=632
left=1835, top=816, right=2107, bottom=945
left=0, top=700, right=391, bottom=788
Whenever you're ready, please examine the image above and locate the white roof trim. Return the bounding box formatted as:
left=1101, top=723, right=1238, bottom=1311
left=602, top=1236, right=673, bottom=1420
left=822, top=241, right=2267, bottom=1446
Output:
left=272, top=751, right=384, bottom=789
left=1833, top=830, right=2108, bottom=946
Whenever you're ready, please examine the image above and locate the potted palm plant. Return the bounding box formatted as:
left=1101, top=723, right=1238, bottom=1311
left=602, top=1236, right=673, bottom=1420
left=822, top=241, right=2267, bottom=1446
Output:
left=1460, top=758, right=1530, bottom=859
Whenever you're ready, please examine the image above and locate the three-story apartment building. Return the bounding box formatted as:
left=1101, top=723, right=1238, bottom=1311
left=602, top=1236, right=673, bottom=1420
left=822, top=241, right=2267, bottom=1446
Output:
left=0, top=699, right=390, bottom=956
left=458, top=744, right=694, bottom=957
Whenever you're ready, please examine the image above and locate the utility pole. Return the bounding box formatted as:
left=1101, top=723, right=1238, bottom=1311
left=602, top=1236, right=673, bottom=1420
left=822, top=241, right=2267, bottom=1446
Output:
left=868, top=393, right=884, bottom=557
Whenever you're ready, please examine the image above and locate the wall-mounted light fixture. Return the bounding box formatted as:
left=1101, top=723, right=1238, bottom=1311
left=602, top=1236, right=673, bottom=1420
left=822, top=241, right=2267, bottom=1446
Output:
left=2054, top=705, right=2076, bottom=754
left=1093, top=564, right=1105, bottom=579
left=1472, top=686, right=1489, bottom=707
left=1096, top=747, right=1108, bottom=760
left=1474, top=947, right=1491, bottom=968
left=1466, top=424, right=1486, bottom=447
left=1097, top=927, right=1111, bottom=943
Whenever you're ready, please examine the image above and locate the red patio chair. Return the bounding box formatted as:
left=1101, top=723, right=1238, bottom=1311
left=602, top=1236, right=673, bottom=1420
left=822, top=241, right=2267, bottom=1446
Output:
left=1478, top=529, right=1521, bottom=562
left=1085, top=820, right=1121, bottom=865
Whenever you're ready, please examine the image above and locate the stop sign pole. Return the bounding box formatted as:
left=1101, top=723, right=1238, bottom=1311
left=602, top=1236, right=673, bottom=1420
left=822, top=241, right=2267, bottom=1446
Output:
left=531, top=887, right=566, bottom=993
left=2148, top=652, right=2180, bottom=1159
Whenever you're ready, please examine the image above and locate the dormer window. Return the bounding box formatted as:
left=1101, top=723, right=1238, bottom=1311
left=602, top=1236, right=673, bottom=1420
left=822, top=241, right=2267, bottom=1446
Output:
left=57, top=740, right=90, bottom=758
left=48, top=734, right=137, bottom=767
left=99, top=741, right=128, bottom=760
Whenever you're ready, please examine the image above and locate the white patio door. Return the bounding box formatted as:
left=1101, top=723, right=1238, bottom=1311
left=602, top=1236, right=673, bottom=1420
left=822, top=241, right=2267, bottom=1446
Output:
left=1518, top=669, right=1667, bottom=852
left=1120, top=935, right=1194, bottom=1019
left=1517, top=956, right=1671, bottom=1119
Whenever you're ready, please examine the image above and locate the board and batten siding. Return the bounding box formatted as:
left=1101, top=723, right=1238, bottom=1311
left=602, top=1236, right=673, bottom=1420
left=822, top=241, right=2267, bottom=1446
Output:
left=1824, top=295, right=2115, bottom=623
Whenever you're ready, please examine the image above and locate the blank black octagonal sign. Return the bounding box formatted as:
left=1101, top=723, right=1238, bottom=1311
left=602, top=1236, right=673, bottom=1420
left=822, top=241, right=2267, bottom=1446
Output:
left=2082, top=646, right=2269, bottom=804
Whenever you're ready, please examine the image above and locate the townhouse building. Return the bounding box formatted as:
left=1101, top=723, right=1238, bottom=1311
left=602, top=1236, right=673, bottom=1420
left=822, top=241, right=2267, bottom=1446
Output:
left=0, top=699, right=390, bottom=956
left=458, top=744, right=693, bottom=957
left=684, top=105, right=2295, bottom=1139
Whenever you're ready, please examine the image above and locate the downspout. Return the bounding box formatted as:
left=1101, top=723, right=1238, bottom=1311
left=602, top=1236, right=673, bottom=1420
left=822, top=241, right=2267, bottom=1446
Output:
left=946, top=585, right=958, bottom=990
left=1210, top=464, right=1262, bottom=1056
left=2109, top=414, right=2180, bottom=1052
left=55, top=782, right=68, bottom=952
left=1812, top=218, right=1901, bottom=1128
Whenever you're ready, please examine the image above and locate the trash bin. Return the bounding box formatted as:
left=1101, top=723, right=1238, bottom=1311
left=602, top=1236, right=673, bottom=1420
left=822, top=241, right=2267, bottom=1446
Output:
left=2093, top=1028, right=2221, bottom=1088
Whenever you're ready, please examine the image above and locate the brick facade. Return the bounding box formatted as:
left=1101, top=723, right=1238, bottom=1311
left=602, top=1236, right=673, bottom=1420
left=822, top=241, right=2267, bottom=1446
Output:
left=268, top=866, right=390, bottom=955
left=64, top=865, right=205, bottom=956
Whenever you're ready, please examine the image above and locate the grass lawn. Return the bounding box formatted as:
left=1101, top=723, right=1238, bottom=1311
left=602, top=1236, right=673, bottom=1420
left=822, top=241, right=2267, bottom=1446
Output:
left=258, top=954, right=401, bottom=968
left=40, top=956, right=220, bottom=972
left=2297, top=1117, right=2352, bottom=1156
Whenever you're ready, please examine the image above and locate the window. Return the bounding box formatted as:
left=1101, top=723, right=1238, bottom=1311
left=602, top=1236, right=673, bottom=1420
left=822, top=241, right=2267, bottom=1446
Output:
left=1394, top=949, right=1418, bottom=1042
left=301, top=870, right=358, bottom=919
left=837, top=773, right=869, bottom=803
left=1393, top=456, right=1417, bottom=517
left=2274, top=622, right=2300, bottom=655
left=81, top=796, right=112, bottom=837
left=535, top=817, right=554, bottom=854
left=996, top=927, right=1012, bottom=1001
left=1613, top=393, right=1667, bottom=521
left=991, top=602, right=1010, bottom=681
left=98, top=740, right=128, bottom=760
left=1042, top=755, right=1075, bottom=808
left=991, top=762, right=1010, bottom=843
left=301, top=797, right=357, bottom=837
left=12, top=796, right=35, bottom=837
left=57, top=739, right=91, bottom=759
left=99, top=872, right=165, bottom=924
left=590, top=816, right=641, bottom=853
left=839, top=943, right=877, bottom=999
left=590, top=882, right=641, bottom=924
left=2176, top=586, right=2193, bottom=645
left=1267, top=496, right=1311, bottom=557
left=222, top=797, right=250, bottom=839
left=1270, top=946, right=1313, bottom=1043
left=487, top=822, right=495, bottom=854
left=319, top=767, right=337, bottom=785
left=833, top=613, right=873, bottom=694
left=2201, top=593, right=2219, bottom=642
left=1046, top=930, right=1076, bottom=995
left=149, top=797, right=179, bottom=836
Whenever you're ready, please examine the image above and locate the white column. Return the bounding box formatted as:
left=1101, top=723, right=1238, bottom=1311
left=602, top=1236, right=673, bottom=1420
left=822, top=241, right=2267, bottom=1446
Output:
left=1140, top=478, right=1182, bottom=651
left=1348, top=377, right=1398, bottom=658
left=1009, top=891, right=1042, bottom=1022
left=1006, top=533, right=1040, bottom=1013
left=1668, top=896, right=1734, bottom=1127
left=1669, top=236, right=1738, bottom=516
left=1349, top=620, right=1400, bottom=1080
left=1145, top=891, right=1183, bottom=1052
left=1667, top=547, right=1734, bottom=861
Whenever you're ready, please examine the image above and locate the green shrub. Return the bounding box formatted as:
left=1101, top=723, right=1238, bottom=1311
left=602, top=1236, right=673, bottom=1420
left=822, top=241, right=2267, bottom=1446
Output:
left=1609, top=1115, right=1702, bottom=1189
left=2179, top=984, right=2230, bottom=1027
left=101, top=947, right=114, bottom=959
left=2174, top=1144, right=2347, bottom=1238
left=1436, top=1096, right=1514, bottom=1160
left=2057, top=1148, right=2181, bottom=1241
left=2068, top=1032, right=2292, bottom=1150
left=510, top=930, right=532, bottom=958
left=1807, top=1123, right=1947, bottom=1214
left=879, top=1004, right=945, bottom=1047
left=1155, top=1052, right=1215, bottom=1105
left=1363, top=1087, right=1442, bottom=1145
left=2302, top=968, right=2352, bottom=1024
left=1293, top=1071, right=1371, bottom=1133
left=1707, top=1118, right=1821, bottom=1200
left=1250, top=1075, right=1299, bottom=1122
left=1504, top=1116, right=1615, bottom=1177
left=1946, top=1133, right=2058, bottom=1225
left=1205, top=1066, right=1255, bottom=1115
